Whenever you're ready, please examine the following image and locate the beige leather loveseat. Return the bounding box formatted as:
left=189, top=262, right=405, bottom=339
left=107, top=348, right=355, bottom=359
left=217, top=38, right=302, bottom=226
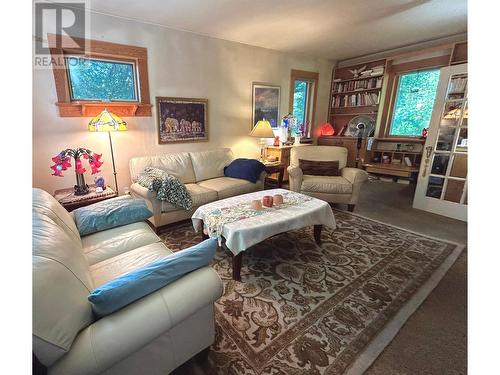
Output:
left=129, top=148, right=265, bottom=229
left=32, top=188, right=223, bottom=375
left=288, top=146, right=368, bottom=211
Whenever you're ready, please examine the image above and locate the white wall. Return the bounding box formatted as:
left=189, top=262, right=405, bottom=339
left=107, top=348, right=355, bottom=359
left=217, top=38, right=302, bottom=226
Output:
left=33, top=12, right=334, bottom=194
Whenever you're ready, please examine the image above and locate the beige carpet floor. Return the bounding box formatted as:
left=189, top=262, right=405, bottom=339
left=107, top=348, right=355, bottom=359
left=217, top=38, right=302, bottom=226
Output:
left=169, top=180, right=467, bottom=374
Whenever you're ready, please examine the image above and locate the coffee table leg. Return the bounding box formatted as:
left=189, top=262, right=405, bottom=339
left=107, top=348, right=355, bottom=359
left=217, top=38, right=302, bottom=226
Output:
left=313, top=225, right=322, bottom=245
left=200, top=220, right=209, bottom=241
left=232, top=253, right=242, bottom=281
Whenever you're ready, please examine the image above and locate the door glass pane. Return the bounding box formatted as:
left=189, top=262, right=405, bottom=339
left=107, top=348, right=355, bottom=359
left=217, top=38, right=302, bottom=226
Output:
left=461, top=101, right=468, bottom=127
left=292, top=80, right=308, bottom=128
left=431, top=154, right=450, bottom=175
left=450, top=154, right=467, bottom=178
left=446, top=75, right=467, bottom=100
left=436, top=127, right=457, bottom=151
left=442, top=101, right=463, bottom=125
left=456, top=128, right=468, bottom=152
left=444, top=179, right=465, bottom=203
left=426, top=176, right=444, bottom=198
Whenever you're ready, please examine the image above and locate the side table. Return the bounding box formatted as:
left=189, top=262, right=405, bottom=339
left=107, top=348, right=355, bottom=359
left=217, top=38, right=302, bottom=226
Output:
left=53, top=184, right=118, bottom=212
left=264, top=163, right=285, bottom=188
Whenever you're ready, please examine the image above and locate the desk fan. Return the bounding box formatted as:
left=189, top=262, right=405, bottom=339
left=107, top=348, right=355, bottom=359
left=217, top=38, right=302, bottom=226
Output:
left=345, top=115, right=375, bottom=168
left=344, top=115, right=375, bottom=138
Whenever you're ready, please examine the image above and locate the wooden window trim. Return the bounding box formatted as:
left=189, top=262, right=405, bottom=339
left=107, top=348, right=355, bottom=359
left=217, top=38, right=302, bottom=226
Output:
left=380, top=54, right=450, bottom=139
left=289, top=69, right=319, bottom=131
left=48, top=34, right=152, bottom=117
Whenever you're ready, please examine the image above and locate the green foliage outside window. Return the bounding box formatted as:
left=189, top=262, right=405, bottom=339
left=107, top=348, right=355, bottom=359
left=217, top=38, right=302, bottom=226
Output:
left=66, top=57, right=137, bottom=101
left=293, top=80, right=308, bottom=127
left=390, top=69, right=440, bottom=136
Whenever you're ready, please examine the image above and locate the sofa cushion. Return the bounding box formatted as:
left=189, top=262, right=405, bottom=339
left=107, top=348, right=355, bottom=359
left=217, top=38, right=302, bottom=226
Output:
left=74, top=195, right=153, bottom=236
left=90, top=242, right=174, bottom=287
left=197, top=177, right=260, bottom=200
left=160, top=183, right=217, bottom=212
left=299, top=159, right=340, bottom=176
left=88, top=238, right=218, bottom=317
left=290, top=146, right=348, bottom=169
left=82, top=221, right=160, bottom=265
left=301, top=175, right=353, bottom=194
left=129, top=152, right=196, bottom=184
left=189, top=148, right=233, bottom=182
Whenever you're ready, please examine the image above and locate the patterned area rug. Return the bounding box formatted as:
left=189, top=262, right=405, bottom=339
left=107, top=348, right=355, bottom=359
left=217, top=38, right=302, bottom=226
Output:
left=160, top=210, right=463, bottom=375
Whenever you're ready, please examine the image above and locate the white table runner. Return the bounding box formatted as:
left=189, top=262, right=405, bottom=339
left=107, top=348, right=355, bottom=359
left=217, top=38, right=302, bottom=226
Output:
left=192, top=189, right=336, bottom=256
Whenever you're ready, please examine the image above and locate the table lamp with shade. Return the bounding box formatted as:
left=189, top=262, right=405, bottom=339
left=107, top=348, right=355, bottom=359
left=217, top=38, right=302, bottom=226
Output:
left=88, top=109, right=127, bottom=193
left=250, top=119, right=275, bottom=161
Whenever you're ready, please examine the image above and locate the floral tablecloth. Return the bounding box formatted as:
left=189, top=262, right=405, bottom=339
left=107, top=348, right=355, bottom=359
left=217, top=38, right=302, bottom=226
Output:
left=191, top=189, right=336, bottom=255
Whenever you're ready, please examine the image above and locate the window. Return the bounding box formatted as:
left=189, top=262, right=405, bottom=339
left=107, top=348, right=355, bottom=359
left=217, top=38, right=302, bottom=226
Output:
left=66, top=57, right=138, bottom=101
left=389, top=69, right=440, bottom=136
left=292, top=80, right=309, bottom=126
left=48, top=33, right=151, bottom=117
left=289, top=70, right=318, bottom=137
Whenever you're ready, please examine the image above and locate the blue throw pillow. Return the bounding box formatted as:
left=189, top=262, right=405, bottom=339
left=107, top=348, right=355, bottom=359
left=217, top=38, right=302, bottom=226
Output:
left=224, top=158, right=266, bottom=183
left=74, top=195, right=152, bottom=236
left=88, top=238, right=218, bottom=317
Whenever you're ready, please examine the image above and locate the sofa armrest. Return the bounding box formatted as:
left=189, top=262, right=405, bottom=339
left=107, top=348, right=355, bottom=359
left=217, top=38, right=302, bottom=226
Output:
left=256, top=170, right=267, bottom=190
left=130, top=183, right=161, bottom=220
left=50, top=267, right=223, bottom=375
left=287, top=166, right=303, bottom=192
left=341, top=168, right=368, bottom=205
left=341, top=168, right=368, bottom=185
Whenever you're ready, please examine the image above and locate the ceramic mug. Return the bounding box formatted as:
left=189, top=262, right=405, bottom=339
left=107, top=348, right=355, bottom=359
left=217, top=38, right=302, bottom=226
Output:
left=262, top=195, right=274, bottom=208
left=251, top=199, right=263, bottom=210
left=273, top=194, right=284, bottom=205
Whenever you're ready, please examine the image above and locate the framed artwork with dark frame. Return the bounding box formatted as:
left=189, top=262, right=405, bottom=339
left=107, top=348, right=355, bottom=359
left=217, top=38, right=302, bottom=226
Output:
left=156, top=97, right=208, bottom=143
left=252, top=83, right=281, bottom=129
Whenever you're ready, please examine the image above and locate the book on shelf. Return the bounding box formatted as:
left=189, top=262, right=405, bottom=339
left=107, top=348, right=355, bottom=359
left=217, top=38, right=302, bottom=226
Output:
left=332, top=77, right=383, bottom=93
left=332, top=92, right=380, bottom=108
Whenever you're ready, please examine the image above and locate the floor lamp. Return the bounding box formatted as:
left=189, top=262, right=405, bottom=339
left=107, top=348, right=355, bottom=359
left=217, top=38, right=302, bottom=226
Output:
left=88, top=109, right=127, bottom=193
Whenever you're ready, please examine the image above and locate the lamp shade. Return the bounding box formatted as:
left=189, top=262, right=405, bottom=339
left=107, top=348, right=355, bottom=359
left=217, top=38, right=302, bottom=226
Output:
left=320, top=122, right=335, bottom=136
left=250, top=119, right=274, bottom=138
left=88, top=109, right=127, bottom=132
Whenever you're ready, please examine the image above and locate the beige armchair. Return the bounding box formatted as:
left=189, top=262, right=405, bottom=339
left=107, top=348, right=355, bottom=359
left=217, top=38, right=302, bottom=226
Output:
left=288, top=146, right=368, bottom=211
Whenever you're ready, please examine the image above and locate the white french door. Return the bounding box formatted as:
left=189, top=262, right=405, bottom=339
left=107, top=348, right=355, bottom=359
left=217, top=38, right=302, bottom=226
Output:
left=413, top=63, right=467, bottom=221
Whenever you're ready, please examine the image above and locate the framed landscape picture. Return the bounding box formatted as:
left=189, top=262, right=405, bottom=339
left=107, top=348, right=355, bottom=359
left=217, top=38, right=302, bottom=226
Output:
left=156, top=97, right=208, bottom=143
left=252, top=83, right=280, bottom=129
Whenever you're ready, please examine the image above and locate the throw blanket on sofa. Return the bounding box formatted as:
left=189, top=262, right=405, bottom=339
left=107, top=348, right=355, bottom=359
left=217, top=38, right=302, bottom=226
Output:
left=137, top=167, right=193, bottom=210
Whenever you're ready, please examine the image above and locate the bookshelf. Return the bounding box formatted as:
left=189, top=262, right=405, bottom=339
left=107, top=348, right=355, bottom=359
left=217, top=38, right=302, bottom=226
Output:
left=328, top=59, right=388, bottom=134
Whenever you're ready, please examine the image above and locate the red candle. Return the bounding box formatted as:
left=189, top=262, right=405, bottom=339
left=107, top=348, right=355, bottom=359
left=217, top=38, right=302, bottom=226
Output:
left=262, top=195, right=274, bottom=207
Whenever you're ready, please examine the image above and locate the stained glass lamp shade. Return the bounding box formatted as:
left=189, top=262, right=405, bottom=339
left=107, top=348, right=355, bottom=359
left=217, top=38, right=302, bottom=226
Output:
left=88, top=109, right=127, bottom=132
left=88, top=109, right=127, bottom=193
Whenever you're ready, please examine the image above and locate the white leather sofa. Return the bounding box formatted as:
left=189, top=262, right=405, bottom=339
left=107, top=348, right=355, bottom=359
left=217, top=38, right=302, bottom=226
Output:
left=129, top=148, right=265, bottom=229
left=32, top=188, right=223, bottom=375
left=288, top=146, right=368, bottom=211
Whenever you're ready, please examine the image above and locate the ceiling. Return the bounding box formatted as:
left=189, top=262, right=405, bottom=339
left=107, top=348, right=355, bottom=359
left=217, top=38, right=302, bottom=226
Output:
left=87, top=0, right=467, bottom=60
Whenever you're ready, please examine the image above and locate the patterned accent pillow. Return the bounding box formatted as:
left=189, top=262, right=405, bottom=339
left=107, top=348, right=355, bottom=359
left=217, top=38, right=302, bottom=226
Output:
left=298, top=159, right=340, bottom=176
left=137, top=167, right=193, bottom=210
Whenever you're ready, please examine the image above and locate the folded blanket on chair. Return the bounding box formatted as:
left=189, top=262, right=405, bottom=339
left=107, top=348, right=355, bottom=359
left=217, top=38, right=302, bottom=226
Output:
left=137, top=167, right=193, bottom=210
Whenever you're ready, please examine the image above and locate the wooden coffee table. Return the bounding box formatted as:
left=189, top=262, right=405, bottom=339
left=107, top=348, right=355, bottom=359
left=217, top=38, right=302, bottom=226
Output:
left=192, top=189, right=336, bottom=281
